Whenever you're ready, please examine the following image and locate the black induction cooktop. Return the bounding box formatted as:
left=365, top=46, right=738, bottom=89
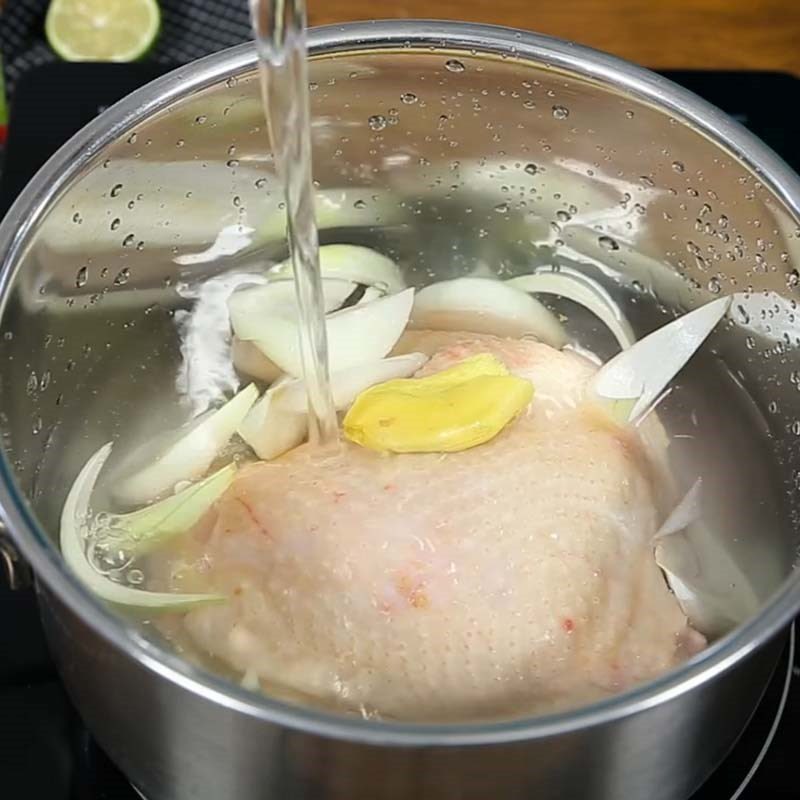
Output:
left=0, top=63, right=798, bottom=800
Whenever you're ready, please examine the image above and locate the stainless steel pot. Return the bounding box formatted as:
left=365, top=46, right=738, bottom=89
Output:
left=1, top=20, right=800, bottom=800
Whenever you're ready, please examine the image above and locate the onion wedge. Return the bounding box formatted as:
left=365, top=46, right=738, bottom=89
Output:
left=268, top=244, right=405, bottom=294
left=232, top=337, right=283, bottom=383
left=231, top=287, right=415, bottom=378
left=115, top=384, right=258, bottom=506
left=646, top=438, right=759, bottom=637
left=410, top=278, right=567, bottom=347
left=237, top=387, right=308, bottom=461
left=228, top=278, right=358, bottom=334
left=589, top=296, right=731, bottom=425
left=507, top=268, right=636, bottom=350
left=230, top=281, right=384, bottom=383
left=60, top=444, right=224, bottom=611
left=105, top=463, right=236, bottom=555
left=276, top=352, right=429, bottom=414
left=654, top=480, right=760, bottom=637
left=654, top=479, right=703, bottom=541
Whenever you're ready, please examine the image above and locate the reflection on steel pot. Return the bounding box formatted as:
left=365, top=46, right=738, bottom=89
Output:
left=1, top=20, right=800, bottom=800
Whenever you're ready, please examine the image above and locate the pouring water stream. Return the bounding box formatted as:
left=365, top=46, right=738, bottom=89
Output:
left=249, top=0, right=338, bottom=446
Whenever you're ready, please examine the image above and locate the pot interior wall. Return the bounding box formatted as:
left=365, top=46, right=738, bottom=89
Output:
left=0, top=44, right=798, bottom=664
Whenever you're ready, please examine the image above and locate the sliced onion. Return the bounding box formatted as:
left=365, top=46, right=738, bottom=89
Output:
left=655, top=520, right=760, bottom=637
left=237, top=387, right=308, bottom=460
left=60, top=444, right=224, bottom=611
left=655, top=479, right=703, bottom=541
left=654, top=478, right=760, bottom=636
left=275, top=352, right=429, bottom=414
left=231, top=337, right=283, bottom=383
left=409, top=278, right=567, bottom=348
left=228, top=279, right=358, bottom=338
left=507, top=268, right=636, bottom=350
left=230, top=281, right=384, bottom=383
left=115, top=384, right=258, bottom=506
left=231, top=287, right=415, bottom=378
left=108, top=463, right=236, bottom=555
left=589, top=297, right=731, bottom=425
left=268, top=244, right=405, bottom=294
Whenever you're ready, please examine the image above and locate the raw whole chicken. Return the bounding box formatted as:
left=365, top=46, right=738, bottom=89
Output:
left=160, top=331, right=703, bottom=721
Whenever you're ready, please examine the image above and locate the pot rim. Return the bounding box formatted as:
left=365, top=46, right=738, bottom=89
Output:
left=1, top=19, right=799, bottom=747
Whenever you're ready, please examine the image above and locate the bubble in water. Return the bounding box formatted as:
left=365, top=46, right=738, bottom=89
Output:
left=110, top=218, right=121, bottom=231
left=353, top=199, right=367, bottom=209
left=551, top=105, right=569, bottom=120
left=400, top=92, right=418, bottom=105
left=445, top=59, right=465, bottom=73
left=254, top=177, right=267, bottom=189
left=226, top=159, right=240, bottom=168
left=598, top=235, right=620, bottom=251
left=787, top=269, right=800, bottom=288
left=127, top=132, right=138, bottom=145
left=625, top=110, right=635, bottom=119
left=127, top=569, right=145, bottom=586
left=707, top=276, right=722, bottom=294
left=26, top=372, right=38, bottom=395
left=72, top=212, right=82, bottom=224
left=114, top=268, right=131, bottom=286
left=639, top=175, right=656, bottom=188
left=110, top=183, right=123, bottom=198
left=555, top=210, right=571, bottom=223
left=94, top=542, right=133, bottom=572
left=75, top=266, right=88, bottom=288
left=195, top=115, right=207, bottom=125
left=368, top=114, right=387, bottom=131
left=122, top=234, right=136, bottom=248
left=671, top=161, right=685, bottom=173
left=176, top=139, right=185, bottom=148
left=494, top=202, right=510, bottom=214
left=524, top=163, right=538, bottom=175
left=523, top=99, right=536, bottom=110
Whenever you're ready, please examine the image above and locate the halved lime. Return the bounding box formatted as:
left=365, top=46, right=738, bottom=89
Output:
left=45, top=0, right=161, bottom=62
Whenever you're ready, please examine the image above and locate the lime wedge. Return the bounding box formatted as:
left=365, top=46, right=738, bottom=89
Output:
left=45, top=0, right=161, bottom=62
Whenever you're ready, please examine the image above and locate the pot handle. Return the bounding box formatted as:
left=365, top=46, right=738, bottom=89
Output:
left=0, top=524, right=32, bottom=590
